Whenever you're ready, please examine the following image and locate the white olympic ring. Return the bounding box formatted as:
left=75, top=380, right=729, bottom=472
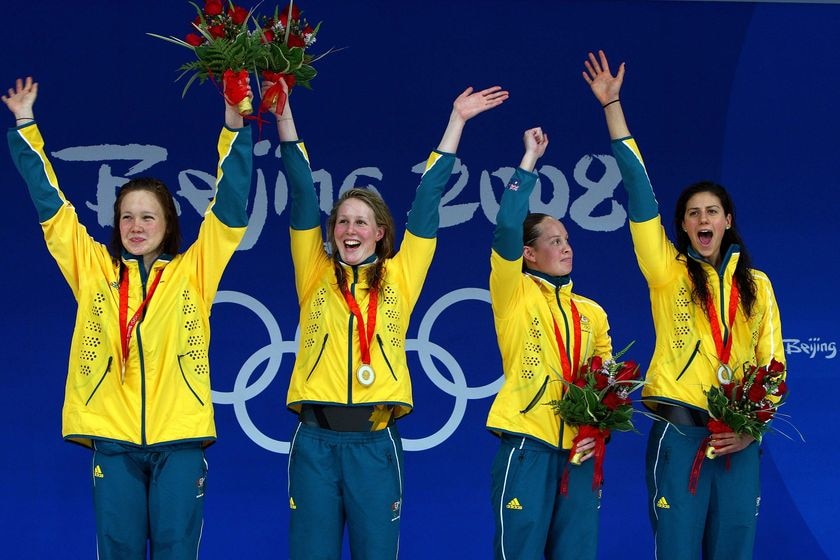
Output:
left=210, top=287, right=504, bottom=454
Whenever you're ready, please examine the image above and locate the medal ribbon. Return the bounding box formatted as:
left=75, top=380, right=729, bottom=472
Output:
left=342, top=283, right=378, bottom=368
left=705, top=280, right=740, bottom=368
left=119, top=266, right=164, bottom=383
left=551, top=299, right=582, bottom=382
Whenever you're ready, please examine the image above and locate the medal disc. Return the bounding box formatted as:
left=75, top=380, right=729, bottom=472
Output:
left=716, top=363, right=733, bottom=384
left=357, top=364, right=375, bottom=386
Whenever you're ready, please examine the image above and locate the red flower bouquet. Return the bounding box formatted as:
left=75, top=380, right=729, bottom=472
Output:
left=255, top=2, right=328, bottom=114
left=687, top=358, right=788, bottom=494
left=547, top=345, right=644, bottom=491
left=704, top=358, right=788, bottom=458
left=149, top=1, right=263, bottom=115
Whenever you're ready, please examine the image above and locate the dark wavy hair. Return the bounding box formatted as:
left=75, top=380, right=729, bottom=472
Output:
left=673, top=181, right=757, bottom=317
left=109, top=177, right=181, bottom=262
left=326, top=188, right=396, bottom=294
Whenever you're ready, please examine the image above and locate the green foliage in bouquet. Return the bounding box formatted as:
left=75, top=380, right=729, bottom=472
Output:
left=546, top=343, right=645, bottom=433
left=148, top=1, right=266, bottom=98
left=255, top=3, right=325, bottom=89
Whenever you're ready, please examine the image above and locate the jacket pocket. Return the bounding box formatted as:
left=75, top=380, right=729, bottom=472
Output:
left=520, top=375, right=549, bottom=414
left=177, top=352, right=206, bottom=406
left=85, top=357, right=113, bottom=406
left=675, top=340, right=702, bottom=381
left=376, top=334, right=398, bottom=381
left=305, top=334, right=329, bottom=382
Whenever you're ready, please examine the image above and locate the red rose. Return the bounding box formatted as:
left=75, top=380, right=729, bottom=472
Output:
left=572, top=377, right=587, bottom=388
left=589, top=356, right=603, bottom=373
left=593, top=373, right=609, bottom=391
left=755, top=405, right=774, bottom=423
left=303, top=25, right=314, bottom=35
left=751, top=368, right=767, bottom=388
left=209, top=24, right=226, bottom=39
left=229, top=5, right=248, bottom=25
left=205, top=0, right=223, bottom=16
left=602, top=392, right=624, bottom=410
left=193, top=15, right=202, bottom=25
left=722, top=381, right=743, bottom=402
left=278, top=3, right=301, bottom=25
left=185, top=33, right=204, bottom=47
left=616, top=361, right=639, bottom=381
left=288, top=34, right=306, bottom=48
left=767, top=358, right=785, bottom=374
left=773, top=380, right=788, bottom=397
left=747, top=381, right=767, bottom=404
left=261, top=30, right=275, bottom=43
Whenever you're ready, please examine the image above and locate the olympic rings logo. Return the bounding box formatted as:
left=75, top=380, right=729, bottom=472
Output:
left=211, top=288, right=503, bottom=454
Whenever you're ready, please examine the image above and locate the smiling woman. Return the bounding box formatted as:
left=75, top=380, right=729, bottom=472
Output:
left=3, top=75, right=253, bottom=559
left=261, top=76, right=508, bottom=559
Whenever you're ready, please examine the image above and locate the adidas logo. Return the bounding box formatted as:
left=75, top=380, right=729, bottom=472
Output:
left=656, top=496, right=670, bottom=509
left=289, top=497, right=297, bottom=510
left=505, top=498, right=523, bottom=510
left=93, top=465, right=104, bottom=479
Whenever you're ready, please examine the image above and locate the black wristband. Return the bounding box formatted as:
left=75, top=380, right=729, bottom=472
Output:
left=602, top=99, right=620, bottom=109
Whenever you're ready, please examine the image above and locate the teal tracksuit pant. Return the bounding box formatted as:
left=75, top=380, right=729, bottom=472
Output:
left=91, top=440, right=207, bottom=560
left=646, top=421, right=760, bottom=560
left=491, top=434, right=601, bottom=560
left=288, top=423, right=404, bottom=560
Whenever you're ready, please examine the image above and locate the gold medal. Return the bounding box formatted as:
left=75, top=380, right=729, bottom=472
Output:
left=716, top=363, right=733, bottom=384
left=357, top=364, right=375, bottom=386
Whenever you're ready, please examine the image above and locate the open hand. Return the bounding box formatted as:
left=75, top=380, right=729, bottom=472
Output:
left=582, top=50, right=624, bottom=107
left=2, top=77, right=38, bottom=120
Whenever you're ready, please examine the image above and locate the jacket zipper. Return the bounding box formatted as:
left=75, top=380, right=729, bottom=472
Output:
left=85, top=357, right=113, bottom=406
left=177, top=352, right=205, bottom=405
left=376, top=334, right=398, bottom=381
left=676, top=340, right=702, bottom=381
left=520, top=375, right=550, bottom=414
left=305, top=333, right=330, bottom=381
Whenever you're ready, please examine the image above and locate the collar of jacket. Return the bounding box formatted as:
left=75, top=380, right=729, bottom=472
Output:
left=686, top=243, right=740, bottom=277
left=120, top=250, right=173, bottom=281
left=337, top=253, right=378, bottom=284
left=524, top=268, right=572, bottom=290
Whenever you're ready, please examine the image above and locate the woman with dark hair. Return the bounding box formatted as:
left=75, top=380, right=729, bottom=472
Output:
left=486, top=127, right=613, bottom=560
left=583, top=51, right=785, bottom=559
left=4, top=76, right=253, bottom=559
left=262, top=78, right=507, bottom=559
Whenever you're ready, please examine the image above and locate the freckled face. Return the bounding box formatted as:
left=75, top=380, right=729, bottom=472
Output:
left=119, top=190, right=167, bottom=265
left=682, top=192, right=731, bottom=268
left=333, top=198, right=384, bottom=265
left=523, top=217, right=573, bottom=277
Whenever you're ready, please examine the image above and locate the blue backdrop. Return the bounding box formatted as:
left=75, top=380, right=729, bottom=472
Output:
left=2, top=1, right=837, bottom=558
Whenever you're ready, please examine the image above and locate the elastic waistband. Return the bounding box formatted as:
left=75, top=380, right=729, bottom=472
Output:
left=295, top=422, right=399, bottom=444
left=655, top=404, right=710, bottom=427
left=299, top=404, right=393, bottom=432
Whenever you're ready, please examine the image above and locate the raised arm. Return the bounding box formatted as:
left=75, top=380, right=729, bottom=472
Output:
left=583, top=50, right=629, bottom=140
left=261, top=78, right=298, bottom=142
left=437, top=86, right=509, bottom=153
left=224, top=78, right=251, bottom=129
left=519, top=127, right=549, bottom=173
left=3, top=77, right=37, bottom=125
